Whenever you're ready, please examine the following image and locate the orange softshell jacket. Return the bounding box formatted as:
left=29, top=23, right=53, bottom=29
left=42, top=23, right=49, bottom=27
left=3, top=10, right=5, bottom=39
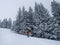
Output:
left=25, top=31, right=30, bottom=36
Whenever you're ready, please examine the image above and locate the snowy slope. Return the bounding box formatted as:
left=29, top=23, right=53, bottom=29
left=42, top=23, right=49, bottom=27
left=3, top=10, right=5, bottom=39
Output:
left=0, top=28, right=60, bottom=45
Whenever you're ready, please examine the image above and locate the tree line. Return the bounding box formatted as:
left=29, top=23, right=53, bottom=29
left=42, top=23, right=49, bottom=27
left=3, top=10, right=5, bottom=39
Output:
left=0, top=18, right=12, bottom=29
left=12, top=0, right=60, bottom=40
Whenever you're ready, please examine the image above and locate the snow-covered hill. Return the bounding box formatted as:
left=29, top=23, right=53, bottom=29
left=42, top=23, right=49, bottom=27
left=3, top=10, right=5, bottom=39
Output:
left=0, top=28, right=60, bottom=45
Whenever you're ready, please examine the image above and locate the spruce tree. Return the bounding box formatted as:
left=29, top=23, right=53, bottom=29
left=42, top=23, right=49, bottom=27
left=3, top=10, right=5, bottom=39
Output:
left=33, top=2, right=50, bottom=38
left=51, top=0, right=60, bottom=40
left=1, top=18, right=8, bottom=28
left=7, top=18, right=12, bottom=29
left=15, top=8, right=22, bottom=33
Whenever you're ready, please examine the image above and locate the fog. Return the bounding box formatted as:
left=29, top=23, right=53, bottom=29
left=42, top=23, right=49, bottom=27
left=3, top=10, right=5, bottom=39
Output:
left=0, top=0, right=60, bottom=21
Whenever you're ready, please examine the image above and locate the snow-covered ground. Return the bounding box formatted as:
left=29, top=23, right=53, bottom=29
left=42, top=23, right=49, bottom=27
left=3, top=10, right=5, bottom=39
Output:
left=0, top=28, right=60, bottom=45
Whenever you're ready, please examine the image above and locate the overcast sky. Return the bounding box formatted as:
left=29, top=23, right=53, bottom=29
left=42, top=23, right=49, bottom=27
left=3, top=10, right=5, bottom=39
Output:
left=0, top=0, right=60, bottom=21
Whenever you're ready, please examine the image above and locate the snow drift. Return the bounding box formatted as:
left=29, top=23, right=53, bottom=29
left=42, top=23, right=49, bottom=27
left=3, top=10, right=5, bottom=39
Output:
left=0, top=28, right=60, bottom=45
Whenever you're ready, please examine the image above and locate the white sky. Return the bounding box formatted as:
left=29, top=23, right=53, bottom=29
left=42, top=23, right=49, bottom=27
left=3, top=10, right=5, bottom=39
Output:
left=0, top=0, right=60, bottom=21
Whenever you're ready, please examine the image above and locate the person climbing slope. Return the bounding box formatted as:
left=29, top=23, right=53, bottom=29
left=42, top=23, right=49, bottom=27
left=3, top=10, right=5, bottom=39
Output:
left=25, top=28, right=30, bottom=37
